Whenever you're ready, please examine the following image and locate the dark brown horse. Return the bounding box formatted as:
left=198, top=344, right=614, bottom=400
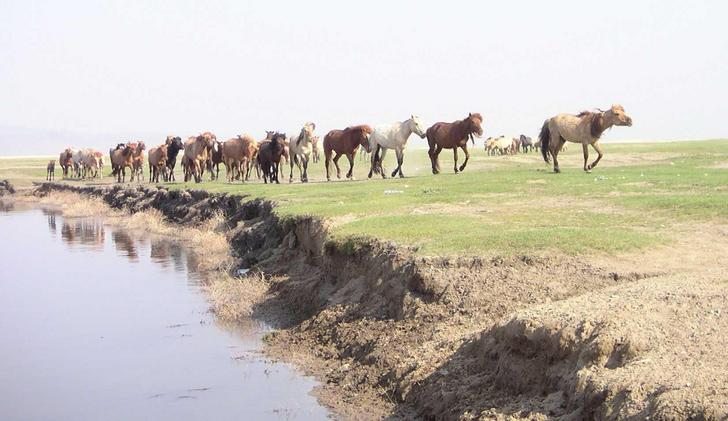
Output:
left=426, top=113, right=483, bottom=174
left=164, top=136, right=183, bottom=182
left=323, top=125, right=373, bottom=181
left=257, top=132, right=286, bottom=184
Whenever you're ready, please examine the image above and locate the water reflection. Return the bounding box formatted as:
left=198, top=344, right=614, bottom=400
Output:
left=60, top=218, right=105, bottom=250
left=47, top=210, right=200, bottom=282
left=0, top=200, right=14, bottom=212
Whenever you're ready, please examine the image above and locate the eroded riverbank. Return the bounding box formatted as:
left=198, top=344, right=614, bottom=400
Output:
left=13, top=182, right=728, bottom=420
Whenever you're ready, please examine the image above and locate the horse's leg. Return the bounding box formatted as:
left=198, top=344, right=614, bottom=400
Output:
left=324, top=151, right=332, bottom=181
left=551, top=133, right=563, bottom=173
left=428, top=144, right=438, bottom=174
left=588, top=141, right=604, bottom=170
left=333, top=153, right=342, bottom=179
left=378, top=148, right=388, bottom=179
left=582, top=142, right=590, bottom=172
left=368, top=145, right=377, bottom=179
left=453, top=147, right=459, bottom=173
left=393, top=148, right=404, bottom=178
left=301, top=155, right=308, bottom=182
left=346, top=153, right=355, bottom=179
left=459, top=145, right=470, bottom=172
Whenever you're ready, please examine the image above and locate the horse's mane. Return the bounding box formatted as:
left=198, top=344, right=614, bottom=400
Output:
left=576, top=111, right=605, bottom=139
left=345, top=125, right=373, bottom=134
left=295, top=127, right=306, bottom=146
left=468, top=112, right=483, bottom=122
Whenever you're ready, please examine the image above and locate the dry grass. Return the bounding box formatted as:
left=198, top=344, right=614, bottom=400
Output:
left=204, top=272, right=269, bottom=321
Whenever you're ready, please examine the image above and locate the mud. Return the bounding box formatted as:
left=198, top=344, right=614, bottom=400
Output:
left=29, top=182, right=728, bottom=420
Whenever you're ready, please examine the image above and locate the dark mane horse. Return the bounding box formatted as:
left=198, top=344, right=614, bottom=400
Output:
left=426, top=112, right=483, bottom=174
left=323, top=125, right=373, bottom=181
left=257, top=132, right=286, bottom=184
left=165, top=136, right=183, bottom=182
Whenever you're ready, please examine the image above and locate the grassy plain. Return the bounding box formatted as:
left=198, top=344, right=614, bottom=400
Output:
left=3, top=139, right=727, bottom=256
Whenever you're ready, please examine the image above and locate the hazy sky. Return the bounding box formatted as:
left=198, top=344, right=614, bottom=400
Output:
left=2, top=0, right=727, bottom=154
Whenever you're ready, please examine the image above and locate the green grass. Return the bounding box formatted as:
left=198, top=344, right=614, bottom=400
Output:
left=3, top=139, right=727, bottom=256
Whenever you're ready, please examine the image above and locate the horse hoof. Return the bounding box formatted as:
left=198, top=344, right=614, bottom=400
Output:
left=398, top=174, right=405, bottom=179
left=554, top=168, right=561, bottom=174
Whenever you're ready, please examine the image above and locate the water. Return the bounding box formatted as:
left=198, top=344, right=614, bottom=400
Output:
left=0, top=203, right=329, bottom=420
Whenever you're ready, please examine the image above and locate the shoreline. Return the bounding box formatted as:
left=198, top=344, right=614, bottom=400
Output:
left=8, top=181, right=728, bottom=420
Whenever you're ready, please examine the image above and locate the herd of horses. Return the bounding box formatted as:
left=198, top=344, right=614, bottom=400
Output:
left=47, top=105, right=633, bottom=183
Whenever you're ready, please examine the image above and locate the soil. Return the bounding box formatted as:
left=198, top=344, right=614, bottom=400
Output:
left=26, top=182, right=728, bottom=420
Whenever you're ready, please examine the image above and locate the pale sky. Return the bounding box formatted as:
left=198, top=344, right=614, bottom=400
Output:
left=2, top=0, right=727, bottom=155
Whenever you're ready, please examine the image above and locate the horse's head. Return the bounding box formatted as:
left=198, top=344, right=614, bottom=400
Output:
left=170, top=137, right=183, bottom=151
left=265, top=130, right=276, bottom=140
left=467, top=113, right=484, bottom=143
left=198, top=132, right=215, bottom=148
left=304, top=122, right=316, bottom=137
left=357, top=125, right=374, bottom=153
left=137, top=141, right=146, bottom=152
left=409, top=115, right=427, bottom=139
left=604, top=104, right=632, bottom=127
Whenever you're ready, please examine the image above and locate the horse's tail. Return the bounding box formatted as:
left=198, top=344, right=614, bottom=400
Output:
left=539, top=120, right=550, bottom=164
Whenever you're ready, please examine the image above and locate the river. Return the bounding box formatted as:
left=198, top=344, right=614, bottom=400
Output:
left=0, top=203, right=330, bottom=420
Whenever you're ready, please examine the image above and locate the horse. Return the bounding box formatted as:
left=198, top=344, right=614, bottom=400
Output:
left=80, top=148, right=102, bottom=179
left=367, top=116, right=426, bottom=179
left=206, top=140, right=223, bottom=181
left=288, top=122, right=316, bottom=183
left=311, top=135, right=321, bottom=163
left=426, top=113, right=483, bottom=174
left=109, top=143, right=135, bottom=182
left=58, top=148, right=73, bottom=178
left=164, top=136, right=183, bottom=182
left=520, top=135, right=534, bottom=153
left=130, top=141, right=146, bottom=182
left=221, top=134, right=257, bottom=182
left=323, top=125, right=373, bottom=181
left=46, top=160, right=55, bottom=181
left=183, top=132, right=216, bottom=183
left=510, top=137, right=521, bottom=155
left=148, top=144, right=168, bottom=183
left=257, top=132, right=286, bottom=184
left=539, top=104, right=632, bottom=173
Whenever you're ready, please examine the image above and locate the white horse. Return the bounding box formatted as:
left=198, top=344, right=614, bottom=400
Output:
left=367, top=115, right=426, bottom=179
left=288, top=122, right=316, bottom=183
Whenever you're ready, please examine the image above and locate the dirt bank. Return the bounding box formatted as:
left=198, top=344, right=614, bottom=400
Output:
left=29, top=183, right=728, bottom=420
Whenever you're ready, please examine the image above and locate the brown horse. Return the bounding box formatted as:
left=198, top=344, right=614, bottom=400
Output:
left=183, top=132, right=216, bottom=183
left=323, top=125, right=373, bottom=181
left=59, top=148, right=73, bottom=178
left=109, top=143, right=136, bottom=182
left=426, top=113, right=483, bottom=174
left=539, top=104, right=633, bottom=173
left=221, top=134, right=257, bottom=182
left=257, top=132, right=286, bottom=184
left=148, top=144, right=168, bottom=183
left=130, top=141, right=146, bottom=182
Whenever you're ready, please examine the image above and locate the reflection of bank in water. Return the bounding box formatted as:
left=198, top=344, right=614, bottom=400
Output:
left=59, top=217, right=105, bottom=251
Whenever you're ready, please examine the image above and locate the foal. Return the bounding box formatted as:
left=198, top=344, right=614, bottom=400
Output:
left=46, top=160, right=56, bottom=181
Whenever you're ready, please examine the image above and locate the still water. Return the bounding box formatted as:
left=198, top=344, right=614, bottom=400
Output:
left=0, top=204, right=329, bottom=420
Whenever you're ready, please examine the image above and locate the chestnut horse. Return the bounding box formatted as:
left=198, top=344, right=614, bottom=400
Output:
left=539, top=104, right=633, bottom=173
left=323, top=125, right=373, bottom=181
left=426, top=113, right=483, bottom=174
